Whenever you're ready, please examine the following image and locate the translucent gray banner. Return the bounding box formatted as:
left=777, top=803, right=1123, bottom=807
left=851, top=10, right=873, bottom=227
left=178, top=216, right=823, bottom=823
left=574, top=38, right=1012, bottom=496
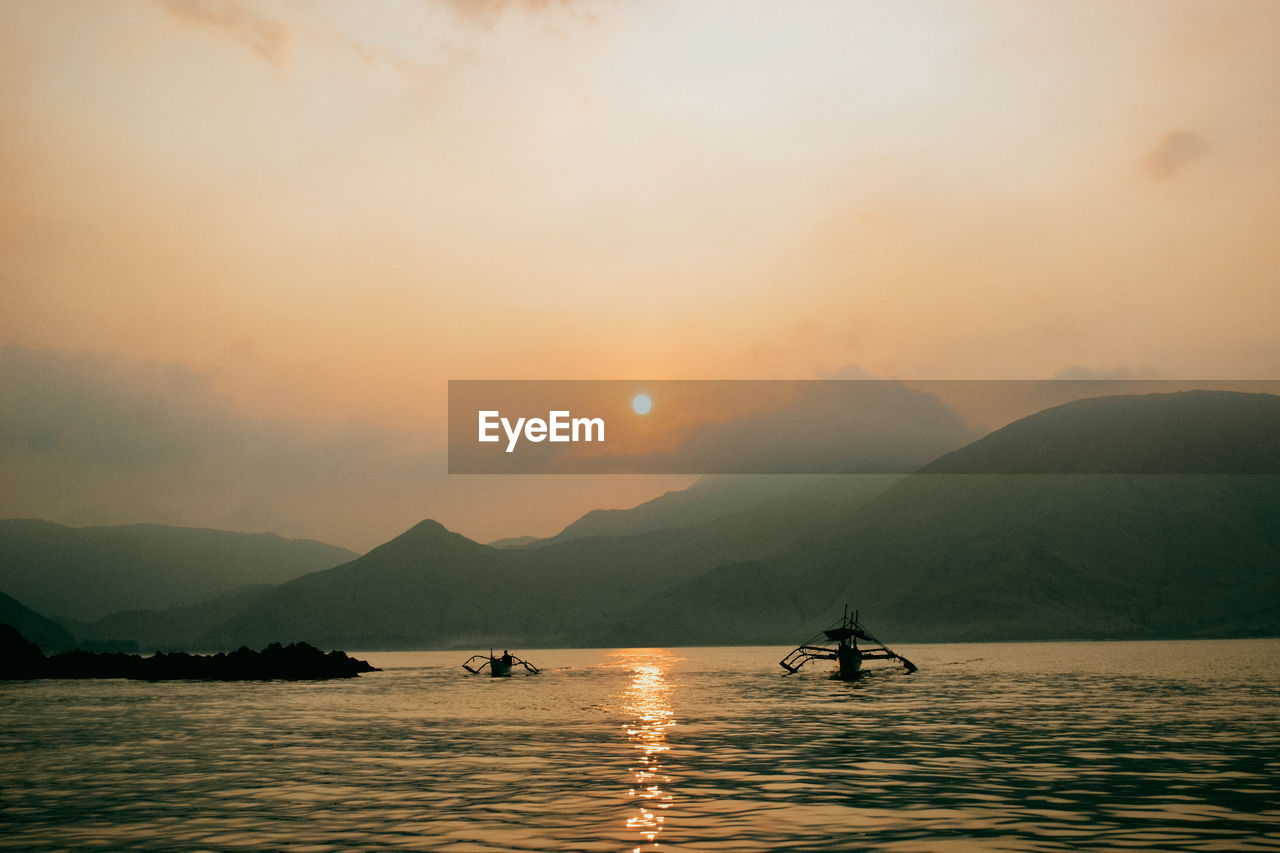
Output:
left=447, top=380, right=1280, bottom=474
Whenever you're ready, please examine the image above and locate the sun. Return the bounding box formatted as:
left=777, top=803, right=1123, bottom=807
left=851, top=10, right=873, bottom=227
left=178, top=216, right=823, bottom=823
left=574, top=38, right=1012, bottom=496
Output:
left=632, top=393, right=652, bottom=415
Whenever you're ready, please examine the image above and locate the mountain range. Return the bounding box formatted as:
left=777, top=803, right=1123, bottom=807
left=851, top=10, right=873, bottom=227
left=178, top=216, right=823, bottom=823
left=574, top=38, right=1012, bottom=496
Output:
left=3, top=390, right=1277, bottom=652
left=0, top=591, right=77, bottom=653
left=0, top=521, right=356, bottom=622
left=605, top=391, right=1280, bottom=644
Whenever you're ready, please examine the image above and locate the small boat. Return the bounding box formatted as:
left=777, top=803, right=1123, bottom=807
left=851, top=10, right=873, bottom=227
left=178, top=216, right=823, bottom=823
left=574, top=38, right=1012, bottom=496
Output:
left=461, top=649, right=540, bottom=677
left=780, top=606, right=916, bottom=679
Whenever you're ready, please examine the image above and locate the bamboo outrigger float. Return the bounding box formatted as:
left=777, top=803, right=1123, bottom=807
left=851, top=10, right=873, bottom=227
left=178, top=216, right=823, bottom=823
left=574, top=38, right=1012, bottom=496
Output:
left=780, top=606, right=917, bottom=679
left=462, top=649, right=540, bottom=677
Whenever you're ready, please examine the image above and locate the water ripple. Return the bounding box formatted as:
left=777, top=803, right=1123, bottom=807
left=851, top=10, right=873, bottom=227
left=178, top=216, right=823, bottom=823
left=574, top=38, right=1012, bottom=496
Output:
left=1, top=640, right=1277, bottom=851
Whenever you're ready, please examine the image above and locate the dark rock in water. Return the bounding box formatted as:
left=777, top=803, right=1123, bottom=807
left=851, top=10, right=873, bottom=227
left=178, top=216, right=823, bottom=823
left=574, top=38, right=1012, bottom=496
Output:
left=1, top=621, right=49, bottom=678
left=0, top=623, right=377, bottom=681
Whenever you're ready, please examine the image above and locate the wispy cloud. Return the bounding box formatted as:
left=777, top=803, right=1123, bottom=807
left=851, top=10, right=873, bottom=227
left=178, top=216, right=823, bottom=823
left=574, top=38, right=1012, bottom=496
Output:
left=0, top=346, right=433, bottom=550
left=158, top=0, right=289, bottom=67
left=155, top=0, right=449, bottom=85
left=0, top=348, right=694, bottom=549
left=1145, top=129, right=1209, bottom=179
left=439, top=0, right=581, bottom=29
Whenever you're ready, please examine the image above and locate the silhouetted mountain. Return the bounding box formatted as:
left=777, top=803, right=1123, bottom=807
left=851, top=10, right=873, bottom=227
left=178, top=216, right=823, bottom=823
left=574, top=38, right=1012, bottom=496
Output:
left=0, top=591, right=76, bottom=653
left=33, top=391, right=1276, bottom=650
left=195, top=477, right=899, bottom=650
left=578, top=559, right=808, bottom=647
left=69, top=584, right=276, bottom=652
left=0, top=520, right=357, bottom=621
left=519, top=476, right=825, bottom=547
left=198, top=520, right=508, bottom=650
left=612, top=392, right=1280, bottom=643
left=920, top=390, right=1280, bottom=474
left=0, top=622, right=50, bottom=678
left=488, top=535, right=542, bottom=549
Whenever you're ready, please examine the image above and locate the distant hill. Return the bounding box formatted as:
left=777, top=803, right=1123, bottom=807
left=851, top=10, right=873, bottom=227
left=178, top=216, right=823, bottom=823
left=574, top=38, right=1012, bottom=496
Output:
left=608, top=392, right=1280, bottom=643
left=14, top=391, right=1277, bottom=650
left=612, top=473, right=1280, bottom=644
left=69, top=584, right=276, bottom=652
left=519, top=476, right=824, bottom=547
left=0, top=521, right=357, bottom=622
left=920, top=390, right=1280, bottom=474
left=198, top=520, right=507, bottom=650
left=488, top=535, right=542, bottom=549
left=194, top=475, right=900, bottom=650
left=0, top=591, right=76, bottom=653
left=830, top=473, right=1280, bottom=640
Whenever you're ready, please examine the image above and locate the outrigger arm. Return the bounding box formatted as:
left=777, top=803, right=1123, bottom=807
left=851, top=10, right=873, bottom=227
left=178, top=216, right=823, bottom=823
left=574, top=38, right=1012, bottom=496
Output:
left=780, top=608, right=917, bottom=674
left=461, top=655, right=492, bottom=674
left=512, top=656, right=540, bottom=674
left=461, top=653, right=541, bottom=675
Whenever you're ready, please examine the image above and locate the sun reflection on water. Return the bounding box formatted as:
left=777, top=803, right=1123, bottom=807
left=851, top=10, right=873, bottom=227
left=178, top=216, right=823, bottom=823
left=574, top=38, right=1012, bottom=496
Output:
left=615, top=649, right=678, bottom=852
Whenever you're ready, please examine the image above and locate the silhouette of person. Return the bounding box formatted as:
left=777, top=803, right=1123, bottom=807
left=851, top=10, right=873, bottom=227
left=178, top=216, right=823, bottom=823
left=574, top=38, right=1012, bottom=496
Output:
left=501, top=649, right=512, bottom=665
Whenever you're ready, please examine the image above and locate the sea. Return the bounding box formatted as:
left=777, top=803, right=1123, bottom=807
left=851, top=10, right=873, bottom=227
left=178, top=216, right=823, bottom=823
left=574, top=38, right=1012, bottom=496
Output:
left=1, top=640, right=1277, bottom=852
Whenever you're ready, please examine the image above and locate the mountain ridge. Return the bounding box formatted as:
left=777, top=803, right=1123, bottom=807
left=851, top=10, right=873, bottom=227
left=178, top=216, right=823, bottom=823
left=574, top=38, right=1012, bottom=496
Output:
left=0, top=520, right=358, bottom=621
left=0, top=591, right=76, bottom=653
left=6, top=391, right=1277, bottom=649
left=921, top=390, right=1280, bottom=474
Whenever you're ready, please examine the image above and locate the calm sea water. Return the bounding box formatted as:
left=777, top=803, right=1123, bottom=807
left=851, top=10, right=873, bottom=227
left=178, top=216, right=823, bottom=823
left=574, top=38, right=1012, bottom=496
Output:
left=1, top=640, right=1278, bottom=852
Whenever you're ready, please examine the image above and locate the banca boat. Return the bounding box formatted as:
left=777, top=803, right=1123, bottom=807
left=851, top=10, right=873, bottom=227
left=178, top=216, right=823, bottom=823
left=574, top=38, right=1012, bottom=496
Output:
left=780, top=606, right=917, bottom=680
left=462, top=649, right=541, bottom=677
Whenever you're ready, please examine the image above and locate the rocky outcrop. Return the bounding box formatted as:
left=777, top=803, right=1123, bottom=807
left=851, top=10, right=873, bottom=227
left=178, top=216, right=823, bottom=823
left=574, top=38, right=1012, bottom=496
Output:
left=0, top=623, right=377, bottom=680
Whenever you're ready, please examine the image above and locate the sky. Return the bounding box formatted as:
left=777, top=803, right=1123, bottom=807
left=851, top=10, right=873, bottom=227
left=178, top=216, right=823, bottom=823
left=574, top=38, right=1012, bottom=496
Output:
left=2, top=0, right=1278, bottom=550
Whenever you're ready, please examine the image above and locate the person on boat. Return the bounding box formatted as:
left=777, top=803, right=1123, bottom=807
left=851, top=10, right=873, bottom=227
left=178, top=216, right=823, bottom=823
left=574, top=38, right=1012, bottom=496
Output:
left=500, top=650, right=512, bottom=666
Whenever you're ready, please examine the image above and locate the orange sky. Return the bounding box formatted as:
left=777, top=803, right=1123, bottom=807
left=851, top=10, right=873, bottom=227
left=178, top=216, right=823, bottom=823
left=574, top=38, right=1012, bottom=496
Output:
left=2, top=0, right=1278, bottom=549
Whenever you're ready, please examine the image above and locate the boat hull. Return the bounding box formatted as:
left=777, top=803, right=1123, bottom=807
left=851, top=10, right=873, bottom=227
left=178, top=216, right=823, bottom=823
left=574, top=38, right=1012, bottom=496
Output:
left=490, top=659, right=513, bottom=678
left=836, top=646, right=862, bottom=680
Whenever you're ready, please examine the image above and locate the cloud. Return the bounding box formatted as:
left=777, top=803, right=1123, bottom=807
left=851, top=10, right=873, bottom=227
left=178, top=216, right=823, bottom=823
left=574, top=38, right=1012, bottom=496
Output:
left=155, top=0, right=448, bottom=85
left=0, top=348, right=699, bottom=549
left=438, top=0, right=581, bottom=29
left=0, top=346, right=434, bottom=550
left=1144, top=129, right=1210, bottom=179
left=158, top=0, right=289, bottom=67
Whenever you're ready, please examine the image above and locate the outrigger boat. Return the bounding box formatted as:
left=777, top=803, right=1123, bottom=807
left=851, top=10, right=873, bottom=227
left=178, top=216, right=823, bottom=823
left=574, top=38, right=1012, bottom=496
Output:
left=780, top=606, right=917, bottom=680
left=462, top=649, right=540, bottom=677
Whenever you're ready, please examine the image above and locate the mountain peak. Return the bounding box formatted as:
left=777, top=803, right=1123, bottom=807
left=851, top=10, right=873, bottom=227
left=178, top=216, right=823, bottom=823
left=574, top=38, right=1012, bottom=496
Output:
left=406, top=519, right=452, bottom=536
left=374, top=519, right=488, bottom=554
